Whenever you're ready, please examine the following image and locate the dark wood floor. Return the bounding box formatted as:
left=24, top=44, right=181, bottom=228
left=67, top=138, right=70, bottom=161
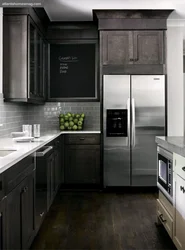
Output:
left=31, top=191, right=177, bottom=250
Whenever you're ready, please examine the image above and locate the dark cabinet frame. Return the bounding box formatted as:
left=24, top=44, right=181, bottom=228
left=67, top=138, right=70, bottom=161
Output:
left=47, top=40, right=99, bottom=102
left=3, top=14, right=47, bottom=104
left=100, top=30, right=165, bottom=75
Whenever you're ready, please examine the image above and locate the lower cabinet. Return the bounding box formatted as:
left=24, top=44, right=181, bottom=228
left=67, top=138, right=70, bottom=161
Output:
left=64, top=134, right=101, bottom=185
left=173, top=173, right=185, bottom=250
left=47, top=151, right=55, bottom=209
left=0, top=197, right=6, bottom=250
left=6, top=170, right=35, bottom=250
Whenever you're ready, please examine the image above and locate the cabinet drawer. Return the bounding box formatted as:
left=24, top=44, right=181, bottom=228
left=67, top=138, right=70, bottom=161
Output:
left=159, top=191, right=173, bottom=218
left=65, top=134, right=100, bottom=145
left=157, top=199, right=173, bottom=238
left=174, top=153, right=185, bottom=180
left=4, top=155, right=35, bottom=194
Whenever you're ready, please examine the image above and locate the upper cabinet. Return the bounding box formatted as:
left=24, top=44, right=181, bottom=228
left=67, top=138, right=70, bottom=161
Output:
left=95, top=10, right=173, bottom=75
left=101, top=30, right=164, bottom=67
left=3, top=8, right=49, bottom=104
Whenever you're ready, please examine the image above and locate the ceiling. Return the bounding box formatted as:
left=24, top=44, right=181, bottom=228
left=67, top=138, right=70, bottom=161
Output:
left=44, top=0, right=185, bottom=21
left=44, top=0, right=185, bottom=44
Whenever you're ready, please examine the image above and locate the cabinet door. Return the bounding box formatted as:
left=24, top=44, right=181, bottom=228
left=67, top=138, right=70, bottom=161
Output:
left=0, top=198, right=6, bottom=250
left=65, top=145, right=100, bottom=184
left=133, top=31, right=164, bottom=65
left=36, top=32, right=44, bottom=99
left=101, top=31, right=133, bottom=66
left=47, top=153, right=55, bottom=209
left=43, top=40, right=48, bottom=99
left=173, top=174, right=185, bottom=250
left=21, top=171, right=35, bottom=249
left=54, top=146, right=61, bottom=193
left=6, top=184, right=21, bottom=250
left=29, top=19, right=37, bottom=98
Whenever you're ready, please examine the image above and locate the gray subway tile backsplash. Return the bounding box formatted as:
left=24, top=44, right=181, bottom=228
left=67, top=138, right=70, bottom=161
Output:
left=0, top=93, right=28, bottom=138
left=27, top=102, right=100, bottom=131
left=0, top=92, right=100, bottom=138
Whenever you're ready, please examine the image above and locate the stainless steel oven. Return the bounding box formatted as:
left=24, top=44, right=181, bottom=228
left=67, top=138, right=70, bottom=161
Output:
left=157, top=146, right=173, bottom=203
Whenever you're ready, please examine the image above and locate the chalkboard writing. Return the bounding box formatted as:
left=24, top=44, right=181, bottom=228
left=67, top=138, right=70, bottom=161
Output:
left=49, top=43, right=97, bottom=99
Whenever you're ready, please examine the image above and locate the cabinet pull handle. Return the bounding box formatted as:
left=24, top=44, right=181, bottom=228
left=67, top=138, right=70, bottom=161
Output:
left=182, top=166, right=185, bottom=171
left=79, top=138, right=85, bottom=140
left=159, top=214, right=166, bottom=223
left=0, top=181, right=2, bottom=191
left=22, top=186, right=28, bottom=193
left=130, top=58, right=134, bottom=61
left=40, top=212, right=45, bottom=217
left=180, top=186, right=185, bottom=193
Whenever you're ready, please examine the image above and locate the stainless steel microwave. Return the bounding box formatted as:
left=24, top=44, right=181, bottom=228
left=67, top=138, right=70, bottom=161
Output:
left=157, top=146, right=173, bottom=203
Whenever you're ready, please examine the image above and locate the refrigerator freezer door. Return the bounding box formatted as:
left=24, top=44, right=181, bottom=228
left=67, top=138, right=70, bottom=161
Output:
left=131, top=75, right=165, bottom=186
left=103, top=75, right=131, bottom=186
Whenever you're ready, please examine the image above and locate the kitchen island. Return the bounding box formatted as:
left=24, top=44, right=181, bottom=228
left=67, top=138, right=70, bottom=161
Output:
left=156, top=136, right=185, bottom=250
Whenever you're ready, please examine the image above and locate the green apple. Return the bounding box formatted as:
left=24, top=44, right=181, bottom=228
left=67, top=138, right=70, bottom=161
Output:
left=60, top=118, right=64, bottom=123
left=78, top=121, right=82, bottom=126
left=64, top=122, right=69, bottom=128
left=60, top=125, right=65, bottom=130
left=74, top=119, right=78, bottom=124
left=73, top=125, right=78, bottom=130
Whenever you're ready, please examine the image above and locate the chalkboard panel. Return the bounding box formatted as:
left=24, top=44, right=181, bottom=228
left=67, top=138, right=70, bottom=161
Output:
left=49, top=42, right=97, bottom=100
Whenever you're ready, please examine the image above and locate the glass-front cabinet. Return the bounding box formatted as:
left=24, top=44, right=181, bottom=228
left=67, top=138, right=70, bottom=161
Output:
left=28, top=17, right=45, bottom=102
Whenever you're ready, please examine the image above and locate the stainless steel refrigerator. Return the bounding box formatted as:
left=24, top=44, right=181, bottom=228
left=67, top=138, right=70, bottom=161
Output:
left=103, top=75, right=165, bottom=187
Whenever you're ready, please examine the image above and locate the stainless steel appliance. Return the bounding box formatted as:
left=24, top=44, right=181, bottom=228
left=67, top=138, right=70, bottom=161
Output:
left=35, top=145, right=54, bottom=231
left=157, top=146, right=173, bottom=203
left=103, top=75, right=165, bottom=187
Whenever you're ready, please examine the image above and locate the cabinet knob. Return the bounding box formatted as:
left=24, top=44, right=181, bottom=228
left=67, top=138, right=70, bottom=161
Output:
left=182, top=166, right=185, bottom=171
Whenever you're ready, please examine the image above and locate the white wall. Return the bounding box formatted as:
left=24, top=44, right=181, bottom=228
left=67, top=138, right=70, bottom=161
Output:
left=0, top=8, right=2, bottom=94
left=167, top=19, right=184, bottom=136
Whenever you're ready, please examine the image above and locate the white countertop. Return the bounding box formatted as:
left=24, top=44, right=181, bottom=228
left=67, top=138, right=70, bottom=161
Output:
left=0, top=130, right=101, bottom=174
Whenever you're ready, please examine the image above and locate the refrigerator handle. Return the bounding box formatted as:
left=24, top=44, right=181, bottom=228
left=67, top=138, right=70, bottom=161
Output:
left=127, top=98, right=130, bottom=147
left=132, top=98, right=136, bottom=147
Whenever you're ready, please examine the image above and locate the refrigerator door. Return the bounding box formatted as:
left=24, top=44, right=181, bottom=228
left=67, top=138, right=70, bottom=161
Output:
left=131, top=75, right=165, bottom=186
left=103, top=75, right=131, bottom=186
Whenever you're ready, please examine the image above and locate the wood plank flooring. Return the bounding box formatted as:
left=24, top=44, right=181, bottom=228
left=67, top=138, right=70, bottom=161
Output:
left=31, top=191, right=176, bottom=250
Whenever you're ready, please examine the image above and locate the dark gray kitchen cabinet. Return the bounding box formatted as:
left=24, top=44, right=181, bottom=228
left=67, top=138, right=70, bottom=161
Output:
left=0, top=197, right=6, bottom=250
left=21, top=171, right=35, bottom=250
left=64, top=134, right=100, bottom=185
left=54, top=139, right=62, bottom=193
left=133, top=31, right=164, bottom=65
left=65, top=145, right=100, bottom=184
left=100, top=30, right=165, bottom=74
left=6, top=170, right=35, bottom=250
left=101, top=31, right=133, bottom=66
left=6, top=183, right=21, bottom=250
left=3, top=15, right=46, bottom=104
left=47, top=152, right=55, bottom=209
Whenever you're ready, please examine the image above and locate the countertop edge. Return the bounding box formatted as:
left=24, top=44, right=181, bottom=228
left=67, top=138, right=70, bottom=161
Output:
left=155, top=136, right=185, bottom=157
left=0, top=131, right=101, bottom=174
